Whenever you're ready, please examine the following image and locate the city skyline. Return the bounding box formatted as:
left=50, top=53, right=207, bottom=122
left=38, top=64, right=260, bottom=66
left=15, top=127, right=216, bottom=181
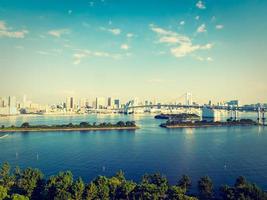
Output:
left=0, top=0, right=267, bottom=104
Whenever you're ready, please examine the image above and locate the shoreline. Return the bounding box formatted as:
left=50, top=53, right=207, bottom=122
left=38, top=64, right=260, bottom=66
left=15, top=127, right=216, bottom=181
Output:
left=161, top=124, right=260, bottom=129
left=0, top=126, right=139, bottom=133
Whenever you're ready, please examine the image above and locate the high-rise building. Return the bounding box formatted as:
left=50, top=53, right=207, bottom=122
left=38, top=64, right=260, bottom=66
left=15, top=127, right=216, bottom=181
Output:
left=79, top=98, right=87, bottom=108
left=96, top=97, right=106, bottom=109
left=66, top=97, right=75, bottom=111
left=107, top=97, right=114, bottom=107
left=0, top=97, right=3, bottom=107
left=227, top=100, right=240, bottom=107
left=114, top=99, right=120, bottom=109
left=8, top=96, right=16, bottom=108
left=1, top=97, right=8, bottom=107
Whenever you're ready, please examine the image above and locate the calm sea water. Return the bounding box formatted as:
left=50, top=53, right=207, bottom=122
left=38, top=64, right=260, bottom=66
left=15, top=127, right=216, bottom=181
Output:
left=0, top=113, right=267, bottom=190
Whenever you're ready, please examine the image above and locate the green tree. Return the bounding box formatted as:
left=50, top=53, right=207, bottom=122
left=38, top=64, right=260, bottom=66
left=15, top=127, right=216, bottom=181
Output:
left=20, top=123, right=30, bottom=128
left=116, top=180, right=136, bottom=200
left=45, top=171, right=73, bottom=200
left=11, top=194, right=29, bottom=200
left=219, top=185, right=235, bottom=200
left=234, top=176, right=247, bottom=188
left=198, top=176, right=213, bottom=200
left=167, top=185, right=198, bottom=200
left=79, top=122, right=89, bottom=127
left=15, top=168, right=43, bottom=198
left=116, top=121, right=125, bottom=127
left=108, top=176, right=121, bottom=200
left=115, top=170, right=125, bottom=182
left=93, top=176, right=110, bottom=200
left=84, top=182, right=98, bottom=200
left=0, top=162, right=14, bottom=189
left=71, top=177, right=85, bottom=200
left=134, top=173, right=168, bottom=200
left=0, top=185, right=8, bottom=200
left=177, top=175, right=192, bottom=192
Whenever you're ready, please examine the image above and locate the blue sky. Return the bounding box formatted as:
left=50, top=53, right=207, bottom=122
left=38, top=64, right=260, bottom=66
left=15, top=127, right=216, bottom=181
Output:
left=0, top=0, right=266, bottom=104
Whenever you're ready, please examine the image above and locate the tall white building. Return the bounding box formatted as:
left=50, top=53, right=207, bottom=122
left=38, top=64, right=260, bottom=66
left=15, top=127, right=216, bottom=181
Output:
left=79, top=98, right=88, bottom=108
left=107, top=97, right=114, bottom=108
left=66, top=97, right=75, bottom=111
left=0, top=96, right=18, bottom=115
left=96, top=97, right=106, bottom=109
left=8, top=96, right=16, bottom=108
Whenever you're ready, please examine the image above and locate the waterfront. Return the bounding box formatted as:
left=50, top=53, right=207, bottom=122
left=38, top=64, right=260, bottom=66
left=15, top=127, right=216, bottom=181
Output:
left=0, top=113, right=267, bottom=191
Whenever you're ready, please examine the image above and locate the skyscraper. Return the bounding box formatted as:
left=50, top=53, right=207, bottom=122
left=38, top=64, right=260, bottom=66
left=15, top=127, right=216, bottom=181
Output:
left=96, top=97, right=106, bottom=109
left=114, top=99, right=120, bottom=109
left=66, top=97, right=75, bottom=111
left=8, top=96, right=16, bottom=108
left=107, top=97, right=114, bottom=108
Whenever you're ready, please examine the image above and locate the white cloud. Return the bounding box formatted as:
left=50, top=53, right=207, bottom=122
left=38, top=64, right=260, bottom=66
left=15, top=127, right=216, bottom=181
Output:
left=195, top=16, right=200, bottom=20
left=195, top=56, right=204, bottom=61
left=73, top=53, right=86, bottom=65
left=37, top=49, right=63, bottom=56
left=109, top=28, right=121, bottom=35
left=100, top=27, right=121, bottom=35
left=159, top=35, right=191, bottom=45
left=0, top=21, right=7, bottom=30
left=196, top=1, right=206, bottom=9
left=48, top=29, right=69, bottom=37
left=72, top=49, right=124, bottom=65
left=194, top=56, right=213, bottom=62
left=216, top=24, right=224, bottom=30
left=150, top=24, right=213, bottom=59
left=126, top=33, right=134, bottom=38
left=202, top=43, right=213, bottom=49
left=206, top=57, right=213, bottom=61
left=120, top=44, right=129, bottom=50
left=197, top=24, right=207, bottom=33
left=150, top=24, right=177, bottom=36
left=180, top=21, right=185, bottom=25
left=15, top=45, right=24, bottom=49
left=0, top=20, right=28, bottom=38
left=36, top=50, right=55, bottom=56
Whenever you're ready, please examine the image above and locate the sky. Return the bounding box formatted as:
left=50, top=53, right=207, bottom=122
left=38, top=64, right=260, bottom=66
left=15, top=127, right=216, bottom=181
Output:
left=0, top=0, right=267, bottom=104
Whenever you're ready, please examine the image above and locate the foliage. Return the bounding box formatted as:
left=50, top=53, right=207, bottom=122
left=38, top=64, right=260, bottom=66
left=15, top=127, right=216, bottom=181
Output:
left=0, top=185, right=8, bottom=200
left=219, top=176, right=267, bottom=200
left=20, top=123, right=30, bottom=128
left=1, top=121, right=137, bottom=130
left=1, top=163, right=267, bottom=200
left=10, top=194, right=29, bottom=200
left=198, top=176, right=213, bottom=200
left=177, top=175, right=192, bottom=192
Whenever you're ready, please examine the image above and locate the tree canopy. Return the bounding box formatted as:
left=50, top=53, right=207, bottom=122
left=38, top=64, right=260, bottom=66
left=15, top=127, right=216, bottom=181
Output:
left=0, top=163, right=267, bottom=200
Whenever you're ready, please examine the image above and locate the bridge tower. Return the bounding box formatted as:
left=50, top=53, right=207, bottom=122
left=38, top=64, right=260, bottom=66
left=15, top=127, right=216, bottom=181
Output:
left=257, top=107, right=266, bottom=125
left=257, top=107, right=261, bottom=123
left=234, top=110, right=238, bottom=120
left=262, top=108, right=266, bottom=125
left=185, top=92, right=192, bottom=106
